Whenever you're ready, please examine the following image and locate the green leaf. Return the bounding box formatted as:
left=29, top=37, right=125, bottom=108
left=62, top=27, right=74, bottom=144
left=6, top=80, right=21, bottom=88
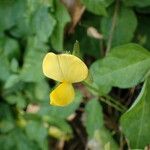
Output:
left=10, top=0, right=33, bottom=38
left=85, top=99, right=103, bottom=137
left=101, top=6, right=137, bottom=47
left=85, top=99, right=119, bottom=149
left=0, top=37, right=20, bottom=60
left=90, top=43, right=150, bottom=89
left=12, top=128, right=41, bottom=150
left=34, top=79, right=50, bottom=101
left=25, top=120, right=48, bottom=150
left=5, top=93, right=26, bottom=109
left=20, top=49, right=45, bottom=82
left=122, top=0, right=150, bottom=7
left=31, top=6, right=56, bottom=42
left=0, top=0, right=26, bottom=32
left=20, top=37, right=48, bottom=82
left=50, top=0, right=70, bottom=50
left=120, top=76, right=150, bottom=149
left=4, top=74, right=20, bottom=89
left=81, top=0, right=114, bottom=16
left=0, top=54, right=10, bottom=82
left=10, top=58, right=19, bottom=73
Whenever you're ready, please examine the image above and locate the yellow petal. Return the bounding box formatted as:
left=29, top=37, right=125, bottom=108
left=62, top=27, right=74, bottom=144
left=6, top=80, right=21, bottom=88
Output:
left=42, top=52, right=88, bottom=83
left=50, top=82, right=75, bottom=106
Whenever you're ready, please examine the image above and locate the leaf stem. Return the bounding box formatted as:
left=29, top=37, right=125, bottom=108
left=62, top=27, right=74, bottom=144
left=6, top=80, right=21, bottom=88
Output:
left=106, top=0, right=120, bottom=55
left=100, top=97, right=124, bottom=112
left=83, top=81, right=126, bottom=112
left=105, top=95, right=127, bottom=111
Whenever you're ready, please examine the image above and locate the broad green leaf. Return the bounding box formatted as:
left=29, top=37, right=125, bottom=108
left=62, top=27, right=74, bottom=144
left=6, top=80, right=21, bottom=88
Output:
left=10, top=58, right=19, bottom=73
left=0, top=0, right=26, bottom=32
left=81, top=0, right=114, bottom=16
left=1, top=37, right=20, bottom=60
left=90, top=43, right=150, bottom=89
left=4, top=74, right=20, bottom=89
left=85, top=99, right=103, bottom=137
left=0, top=37, right=19, bottom=82
left=20, top=37, right=48, bottom=82
left=85, top=99, right=119, bottom=149
left=20, top=49, right=45, bottom=82
left=5, top=93, right=26, bottom=109
left=120, top=77, right=150, bottom=149
left=31, top=6, right=56, bottom=42
left=34, top=79, right=50, bottom=101
left=25, top=120, right=48, bottom=150
left=50, top=0, right=70, bottom=50
left=122, top=0, right=150, bottom=7
left=12, top=128, right=41, bottom=150
left=101, top=6, right=137, bottom=47
left=10, top=0, right=35, bottom=38
left=10, top=0, right=55, bottom=39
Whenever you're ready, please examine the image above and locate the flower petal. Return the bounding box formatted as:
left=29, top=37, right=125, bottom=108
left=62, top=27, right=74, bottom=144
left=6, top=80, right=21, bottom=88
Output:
left=42, top=52, right=88, bottom=83
left=50, top=82, right=75, bottom=106
left=42, top=53, right=64, bottom=82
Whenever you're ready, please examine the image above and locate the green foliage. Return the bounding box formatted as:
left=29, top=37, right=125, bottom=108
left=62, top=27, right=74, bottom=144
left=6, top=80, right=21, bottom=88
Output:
left=120, top=77, right=150, bottom=149
left=50, top=0, right=70, bottom=50
left=122, top=0, right=150, bottom=7
left=0, top=0, right=73, bottom=149
left=91, top=44, right=150, bottom=90
left=0, top=0, right=150, bottom=149
left=31, top=6, right=56, bottom=42
left=81, top=0, right=114, bottom=16
left=20, top=37, right=47, bottom=82
left=85, top=99, right=119, bottom=149
left=101, top=6, right=137, bottom=47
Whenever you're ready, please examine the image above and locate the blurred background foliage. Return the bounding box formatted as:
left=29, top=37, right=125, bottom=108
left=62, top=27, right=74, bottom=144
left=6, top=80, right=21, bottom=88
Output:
left=0, top=0, right=150, bottom=150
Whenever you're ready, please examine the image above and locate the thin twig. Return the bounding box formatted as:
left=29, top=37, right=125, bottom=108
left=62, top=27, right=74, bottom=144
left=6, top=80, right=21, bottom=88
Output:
left=106, top=0, right=120, bottom=55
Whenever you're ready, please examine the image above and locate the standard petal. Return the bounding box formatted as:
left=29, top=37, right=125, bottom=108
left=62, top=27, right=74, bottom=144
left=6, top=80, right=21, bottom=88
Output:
left=42, top=52, right=88, bottom=83
left=58, top=53, right=88, bottom=83
left=42, top=53, right=64, bottom=82
left=50, top=82, right=75, bottom=106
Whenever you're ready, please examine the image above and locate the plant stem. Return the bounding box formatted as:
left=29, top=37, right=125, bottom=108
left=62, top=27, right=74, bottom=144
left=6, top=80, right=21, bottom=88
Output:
left=105, top=95, right=127, bottom=111
left=106, top=0, right=120, bottom=55
left=100, top=97, right=124, bottom=112
left=83, top=81, right=126, bottom=112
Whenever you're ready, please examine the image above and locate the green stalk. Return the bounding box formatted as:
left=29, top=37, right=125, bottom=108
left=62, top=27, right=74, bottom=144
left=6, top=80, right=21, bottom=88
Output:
left=83, top=81, right=126, bottom=113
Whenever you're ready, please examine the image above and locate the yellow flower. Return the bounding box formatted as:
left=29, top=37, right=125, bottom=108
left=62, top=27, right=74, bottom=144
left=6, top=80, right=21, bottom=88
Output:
left=42, top=52, right=88, bottom=106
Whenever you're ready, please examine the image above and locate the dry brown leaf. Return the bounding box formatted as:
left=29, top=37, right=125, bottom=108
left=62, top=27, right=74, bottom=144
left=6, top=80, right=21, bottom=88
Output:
left=62, top=0, right=85, bottom=33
